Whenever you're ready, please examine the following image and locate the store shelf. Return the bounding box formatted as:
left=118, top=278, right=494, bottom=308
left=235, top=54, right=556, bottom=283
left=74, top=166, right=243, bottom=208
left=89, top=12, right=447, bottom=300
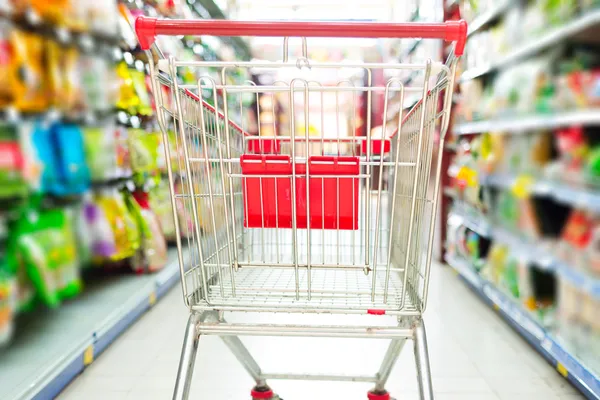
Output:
left=467, top=1, right=513, bottom=37
left=461, top=9, right=600, bottom=82
left=450, top=209, right=600, bottom=298
left=480, top=174, right=600, bottom=214
left=0, top=249, right=187, bottom=400
left=445, top=253, right=600, bottom=400
left=454, top=109, right=600, bottom=135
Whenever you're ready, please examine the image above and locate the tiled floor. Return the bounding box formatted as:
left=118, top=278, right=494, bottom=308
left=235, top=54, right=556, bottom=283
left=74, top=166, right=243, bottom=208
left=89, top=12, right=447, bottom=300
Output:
left=58, top=262, right=584, bottom=400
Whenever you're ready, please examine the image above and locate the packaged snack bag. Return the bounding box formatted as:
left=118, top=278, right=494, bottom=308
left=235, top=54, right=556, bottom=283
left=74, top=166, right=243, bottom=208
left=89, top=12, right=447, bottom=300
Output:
left=115, top=62, right=139, bottom=113
left=83, top=124, right=118, bottom=182
left=52, top=123, right=91, bottom=195
left=128, top=129, right=160, bottom=177
left=63, top=47, right=84, bottom=113
left=5, top=209, right=36, bottom=312
left=0, top=216, right=16, bottom=346
left=22, top=210, right=81, bottom=305
left=88, top=0, right=119, bottom=37
left=130, top=190, right=168, bottom=273
left=114, top=125, right=132, bottom=178
left=117, top=4, right=138, bottom=50
left=84, top=194, right=117, bottom=261
left=30, top=0, right=70, bottom=25
left=10, top=30, right=47, bottom=112
left=95, top=189, right=140, bottom=262
left=0, top=265, right=15, bottom=346
left=0, top=122, right=28, bottom=199
left=46, top=39, right=65, bottom=109
left=31, top=120, right=60, bottom=194
left=149, top=180, right=177, bottom=241
left=17, top=121, right=43, bottom=191
left=130, top=69, right=153, bottom=116
left=6, top=199, right=82, bottom=308
left=0, top=21, right=12, bottom=108
left=80, top=54, right=111, bottom=112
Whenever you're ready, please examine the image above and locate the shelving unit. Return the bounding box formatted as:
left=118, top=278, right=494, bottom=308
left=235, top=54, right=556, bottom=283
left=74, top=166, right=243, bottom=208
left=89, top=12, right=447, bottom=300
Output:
left=449, top=206, right=600, bottom=297
left=466, top=0, right=512, bottom=37
left=460, top=9, right=600, bottom=82
left=0, top=249, right=185, bottom=400
left=454, top=109, right=600, bottom=135
left=478, top=174, right=600, bottom=213
left=442, top=2, right=600, bottom=398
left=445, top=253, right=600, bottom=400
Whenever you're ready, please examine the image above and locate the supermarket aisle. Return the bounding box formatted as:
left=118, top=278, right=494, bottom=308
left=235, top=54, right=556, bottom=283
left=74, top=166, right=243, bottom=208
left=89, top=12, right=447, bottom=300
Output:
left=58, top=262, right=583, bottom=400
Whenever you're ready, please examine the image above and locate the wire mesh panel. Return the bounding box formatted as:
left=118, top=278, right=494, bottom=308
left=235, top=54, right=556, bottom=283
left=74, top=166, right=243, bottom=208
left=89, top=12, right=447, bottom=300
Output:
left=151, top=58, right=455, bottom=315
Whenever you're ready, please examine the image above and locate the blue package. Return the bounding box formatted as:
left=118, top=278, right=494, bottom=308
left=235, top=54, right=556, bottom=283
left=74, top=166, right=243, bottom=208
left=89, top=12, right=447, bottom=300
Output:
left=30, top=120, right=60, bottom=194
left=52, top=123, right=91, bottom=195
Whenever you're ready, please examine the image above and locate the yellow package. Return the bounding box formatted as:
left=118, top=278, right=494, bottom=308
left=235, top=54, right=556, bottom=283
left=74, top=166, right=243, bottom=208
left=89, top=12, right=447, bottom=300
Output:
left=96, top=190, right=140, bottom=262
left=10, top=30, right=47, bottom=112
left=63, top=47, right=84, bottom=112
left=115, top=62, right=139, bottom=113
left=46, top=43, right=83, bottom=113
left=46, top=40, right=64, bottom=108
left=130, top=69, right=152, bottom=116
left=30, top=0, right=70, bottom=26
left=0, top=23, right=12, bottom=108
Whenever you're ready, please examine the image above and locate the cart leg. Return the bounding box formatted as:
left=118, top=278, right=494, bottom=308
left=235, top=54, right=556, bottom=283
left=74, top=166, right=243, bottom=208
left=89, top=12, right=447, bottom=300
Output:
left=221, top=333, right=277, bottom=399
left=413, top=320, right=434, bottom=400
left=368, top=338, right=406, bottom=399
left=173, top=313, right=202, bottom=400
left=221, top=334, right=266, bottom=386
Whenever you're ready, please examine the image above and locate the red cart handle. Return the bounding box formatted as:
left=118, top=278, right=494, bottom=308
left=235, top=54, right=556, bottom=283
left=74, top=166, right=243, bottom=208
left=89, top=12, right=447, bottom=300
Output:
left=135, top=17, right=467, bottom=56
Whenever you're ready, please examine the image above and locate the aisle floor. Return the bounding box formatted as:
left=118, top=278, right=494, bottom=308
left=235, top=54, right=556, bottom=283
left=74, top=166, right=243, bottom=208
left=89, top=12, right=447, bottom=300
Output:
left=59, top=262, right=583, bottom=400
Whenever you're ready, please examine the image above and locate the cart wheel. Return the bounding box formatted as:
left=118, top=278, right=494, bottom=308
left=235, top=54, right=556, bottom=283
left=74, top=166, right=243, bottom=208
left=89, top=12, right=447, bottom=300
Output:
left=251, top=386, right=281, bottom=400
left=367, top=390, right=391, bottom=400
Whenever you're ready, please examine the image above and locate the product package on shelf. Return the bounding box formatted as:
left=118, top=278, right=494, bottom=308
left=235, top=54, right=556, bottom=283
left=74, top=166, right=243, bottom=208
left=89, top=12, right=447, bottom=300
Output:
left=0, top=215, right=16, bottom=347
left=558, top=208, right=600, bottom=276
left=0, top=122, right=28, bottom=200
left=9, top=29, right=47, bottom=112
left=128, top=128, right=160, bottom=183
left=83, top=122, right=119, bottom=183
left=131, top=190, right=167, bottom=273
left=90, top=188, right=140, bottom=265
left=5, top=197, right=82, bottom=310
left=458, top=44, right=600, bottom=124
left=149, top=179, right=177, bottom=241
left=557, top=277, right=600, bottom=373
left=545, top=126, right=600, bottom=186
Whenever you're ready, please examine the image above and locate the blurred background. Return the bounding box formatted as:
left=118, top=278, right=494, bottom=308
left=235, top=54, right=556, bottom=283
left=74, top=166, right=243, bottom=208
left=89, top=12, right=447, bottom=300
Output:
left=443, top=0, right=600, bottom=390
left=0, top=0, right=598, bottom=399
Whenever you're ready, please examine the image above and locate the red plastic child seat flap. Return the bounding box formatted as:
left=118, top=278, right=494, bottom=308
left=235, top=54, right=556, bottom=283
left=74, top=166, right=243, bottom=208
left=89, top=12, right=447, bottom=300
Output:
left=240, top=154, right=359, bottom=230
left=304, top=156, right=359, bottom=230
left=361, top=139, right=391, bottom=155
left=240, top=154, right=292, bottom=228
left=247, top=137, right=281, bottom=154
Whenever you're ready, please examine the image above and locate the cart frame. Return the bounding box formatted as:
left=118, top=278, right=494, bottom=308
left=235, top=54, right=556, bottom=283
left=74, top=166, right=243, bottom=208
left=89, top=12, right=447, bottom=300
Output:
left=137, top=16, right=466, bottom=400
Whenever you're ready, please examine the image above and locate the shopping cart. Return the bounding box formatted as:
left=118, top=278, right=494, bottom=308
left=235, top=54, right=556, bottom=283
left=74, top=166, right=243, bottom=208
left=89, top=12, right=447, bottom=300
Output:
left=136, top=17, right=466, bottom=400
